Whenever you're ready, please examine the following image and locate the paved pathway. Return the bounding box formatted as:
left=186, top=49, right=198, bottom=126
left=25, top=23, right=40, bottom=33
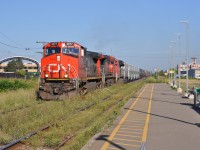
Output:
left=82, top=83, right=200, bottom=150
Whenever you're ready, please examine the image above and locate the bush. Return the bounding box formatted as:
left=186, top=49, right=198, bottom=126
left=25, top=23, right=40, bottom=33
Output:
left=0, top=78, right=34, bottom=92
left=16, top=70, right=26, bottom=77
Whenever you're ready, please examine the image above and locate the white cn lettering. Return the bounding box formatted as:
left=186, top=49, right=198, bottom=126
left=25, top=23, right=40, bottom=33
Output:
left=48, top=64, right=60, bottom=73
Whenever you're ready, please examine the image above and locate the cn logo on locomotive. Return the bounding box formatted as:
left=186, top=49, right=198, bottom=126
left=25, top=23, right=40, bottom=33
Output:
left=48, top=64, right=60, bottom=73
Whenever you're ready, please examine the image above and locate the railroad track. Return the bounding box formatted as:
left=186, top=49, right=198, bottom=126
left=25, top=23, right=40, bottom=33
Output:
left=0, top=101, right=44, bottom=115
left=53, top=97, right=125, bottom=150
left=0, top=80, right=144, bottom=150
left=0, top=95, right=115, bottom=150
left=0, top=79, right=141, bottom=116
left=0, top=96, right=134, bottom=149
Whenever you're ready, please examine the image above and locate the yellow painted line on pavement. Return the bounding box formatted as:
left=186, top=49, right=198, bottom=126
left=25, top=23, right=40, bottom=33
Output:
left=129, top=113, right=146, bottom=115
left=118, top=130, right=143, bottom=135
left=132, top=114, right=147, bottom=117
left=124, top=120, right=145, bottom=123
left=126, top=116, right=146, bottom=119
left=116, top=133, right=141, bottom=138
left=113, top=142, right=140, bottom=147
left=121, top=125, right=144, bottom=128
left=100, top=84, right=148, bottom=150
left=142, top=84, right=154, bottom=142
left=120, top=126, right=144, bottom=130
left=126, top=117, right=146, bottom=120
left=121, top=124, right=144, bottom=128
left=113, top=137, right=142, bottom=143
left=127, top=115, right=146, bottom=117
left=122, top=123, right=144, bottom=127
left=123, top=122, right=145, bottom=124
left=107, top=147, right=119, bottom=150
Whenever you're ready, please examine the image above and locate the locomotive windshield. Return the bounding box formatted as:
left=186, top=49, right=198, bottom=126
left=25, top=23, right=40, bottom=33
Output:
left=62, top=47, right=79, bottom=56
left=46, top=47, right=60, bottom=55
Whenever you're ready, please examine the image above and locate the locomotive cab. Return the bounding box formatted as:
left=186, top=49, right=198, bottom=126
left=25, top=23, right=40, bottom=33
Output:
left=41, top=42, right=86, bottom=80
left=38, top=42, right=87, bottom=100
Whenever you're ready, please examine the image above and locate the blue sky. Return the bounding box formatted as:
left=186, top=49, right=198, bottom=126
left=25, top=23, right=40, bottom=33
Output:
left=0, top=0, right=200, bottom=71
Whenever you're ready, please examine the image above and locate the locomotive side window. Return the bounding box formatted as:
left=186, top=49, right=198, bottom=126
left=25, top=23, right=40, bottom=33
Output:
left=62, top=47, right=79, bottom=56
left=46, top=48, right=60, bottom=55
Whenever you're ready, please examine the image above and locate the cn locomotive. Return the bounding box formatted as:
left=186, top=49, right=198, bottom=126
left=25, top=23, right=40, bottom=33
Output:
left=38, top=41, right=148, bottom=100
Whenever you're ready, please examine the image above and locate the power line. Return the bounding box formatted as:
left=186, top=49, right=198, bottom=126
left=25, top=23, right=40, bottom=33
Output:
left=0, top=31, right=26, bottom=48
left=0, top=41, right=42, bottom=50
left=0, top=41, right=24, bottom=49
left=0, top=32, right=42, bottom=50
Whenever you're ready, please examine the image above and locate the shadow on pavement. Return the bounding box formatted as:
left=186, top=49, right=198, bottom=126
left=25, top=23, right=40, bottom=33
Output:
left=96, top=135, right=126, bottom=150
left=124, top=108, right=200, bottom=128
left=140, top=91, right=179, bottom=97
left=180, top=103, right=200, bottom=115
left=132, top=96, right=181, bottom=105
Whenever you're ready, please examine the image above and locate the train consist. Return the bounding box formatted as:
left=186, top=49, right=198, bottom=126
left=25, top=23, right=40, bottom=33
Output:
left=38, top=42, right=150, bottom=100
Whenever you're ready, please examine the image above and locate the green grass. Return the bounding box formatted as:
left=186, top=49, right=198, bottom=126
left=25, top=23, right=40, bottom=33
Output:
left=0, top=79, right=146, bottom=149
left=178, top=80, right=200, bottom=92
left=167, top=78, right=200, bottom=92
left=0, top=88, right=39, bottom=113
left=146, top=76, right=168, bottom=83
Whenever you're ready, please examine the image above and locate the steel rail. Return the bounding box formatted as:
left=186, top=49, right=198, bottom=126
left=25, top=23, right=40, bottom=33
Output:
left=0, top=95, right=113, bottom=150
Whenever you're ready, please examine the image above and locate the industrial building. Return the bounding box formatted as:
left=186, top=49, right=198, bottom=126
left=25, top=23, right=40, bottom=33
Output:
left=179, top=58, right=200, bottom=79
left=188, top=58, right=200, bottom=78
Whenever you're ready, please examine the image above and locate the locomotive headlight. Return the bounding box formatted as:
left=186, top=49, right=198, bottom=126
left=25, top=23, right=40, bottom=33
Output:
left=45, top=74, right=48, bottom=78
left=57, top=56, right=61, bottom=61
left=64, top=74, right=68, bottom=78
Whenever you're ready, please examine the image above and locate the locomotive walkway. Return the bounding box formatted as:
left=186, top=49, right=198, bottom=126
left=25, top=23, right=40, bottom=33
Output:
left=82, top=83, right=200, bottom=150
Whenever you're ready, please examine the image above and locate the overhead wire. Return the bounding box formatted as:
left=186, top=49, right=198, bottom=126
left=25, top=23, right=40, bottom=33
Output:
left=0, top=46, right=18, bottom=57
left=0, top=31, right=26, bottom=48
left=0, top=41, right=24, bottom=49
left=0, top=31, right=42, bottom=50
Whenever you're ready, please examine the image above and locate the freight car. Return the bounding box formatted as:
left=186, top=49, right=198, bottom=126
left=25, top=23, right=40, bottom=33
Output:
left=120, top=61, right=140, bottom=82
left=38, top=42, right=144, bottom=100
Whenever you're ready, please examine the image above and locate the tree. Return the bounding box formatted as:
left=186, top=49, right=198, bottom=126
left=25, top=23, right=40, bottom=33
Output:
left=4, top=58, right=25, bottom=72
left=159, top=70, right=165, bottom=76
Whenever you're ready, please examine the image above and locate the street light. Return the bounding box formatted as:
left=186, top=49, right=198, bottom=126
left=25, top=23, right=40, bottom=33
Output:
left=180, top=20, right=189, bottom=92
left=169, top=45, right=174, bottom=87
left=170, top=41, right=177, bottom=88
left=168, top=51, right=171, bottom=84
left=175, top=33, right=182, bottom=93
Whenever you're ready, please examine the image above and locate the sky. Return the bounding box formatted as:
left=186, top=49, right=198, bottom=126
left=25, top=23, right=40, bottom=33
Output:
left=0, top=0, right=200, bottom=71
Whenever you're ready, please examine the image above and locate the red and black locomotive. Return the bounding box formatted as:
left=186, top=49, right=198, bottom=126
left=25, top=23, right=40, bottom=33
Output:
left=39, top=42, right=122, bottom=99
left=38, top=41, right=143, bottom=100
